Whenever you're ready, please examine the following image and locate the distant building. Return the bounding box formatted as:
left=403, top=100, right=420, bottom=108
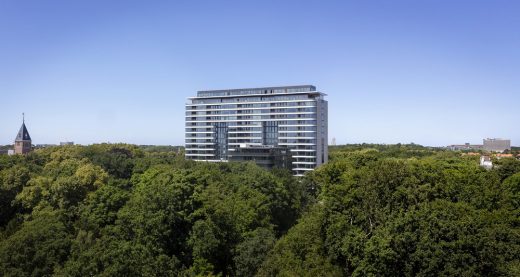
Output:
left=480, top=155, right=493, bottom=169
left=60, top=141, right=74, bottom=146
left=448, top=139, right=512, bottom=153
left=461, top=152, right=480, bottom=157
left=14, top=115, right=32, bottom=155
left=447, top=143, right=483, bottom=151
left=228, top=144, right=293, bottom=171
left=483, top=138, right=511, bottom=153
left=34, top=144, right=57, bottom=149
left=495, top=153, right=513, bottom=159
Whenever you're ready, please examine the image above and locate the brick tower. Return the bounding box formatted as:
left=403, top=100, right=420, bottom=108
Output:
left=14, top=114, right=32, bottom=154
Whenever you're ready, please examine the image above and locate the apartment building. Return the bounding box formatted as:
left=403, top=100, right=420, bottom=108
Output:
left=483, top=138, right=511, bottom=153
left=185, top=85, right=328, bottom=176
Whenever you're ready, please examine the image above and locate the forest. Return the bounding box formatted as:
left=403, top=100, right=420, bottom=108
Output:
left=0, top=143, right=519, bottom=276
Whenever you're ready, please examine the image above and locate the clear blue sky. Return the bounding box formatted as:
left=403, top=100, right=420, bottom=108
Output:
left=1, top=0, right=518, bottom=146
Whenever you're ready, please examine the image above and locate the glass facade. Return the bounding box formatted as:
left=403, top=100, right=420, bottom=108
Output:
left=185, top=85, right=328, bottom=176
left=263, top=121, right=278, bottom=146
left=214, top=122, right=228, bottom=160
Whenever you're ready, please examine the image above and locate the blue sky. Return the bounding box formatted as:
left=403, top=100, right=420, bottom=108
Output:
left=0, top=0, right=518, bottom=146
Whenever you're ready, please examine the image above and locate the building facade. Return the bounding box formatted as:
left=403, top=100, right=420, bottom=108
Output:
left=483, top=138, right=511, bottom=153
left=228, top=144, right=293, bottom=171
left=447, top=143, right=483, bottom=151
left=480, top=155, right=493, bottom=169
left=185, top=85, right=328, bottom=176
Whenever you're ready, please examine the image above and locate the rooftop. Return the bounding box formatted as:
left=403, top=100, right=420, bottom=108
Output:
left=191, top=85, right=325, bottom=99
left=15, top=122, right=31, bottom=141
left=484, top=138, right=510, bottom=141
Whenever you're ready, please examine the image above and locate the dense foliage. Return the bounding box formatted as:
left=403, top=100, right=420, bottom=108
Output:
left=1, top=143, right=519, bottom=276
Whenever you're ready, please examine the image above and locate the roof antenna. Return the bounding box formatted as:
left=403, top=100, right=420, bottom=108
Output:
left=22, top=112, right=25, bottom=123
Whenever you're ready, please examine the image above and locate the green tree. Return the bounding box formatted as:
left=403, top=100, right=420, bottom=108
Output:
left=494, top=157, right=520, bottom=181
left=77, top=179, right=131, bottom=234
left=0, top=209, right=72, bottom=277
left=258, top=207, right=342, bottom=277
left=233, top=227, right=276, bottom=277
left=0, top=165, right=30, bottom=227
left=16, top=159, right=108, bottom=213
left=61, top=235, right=181, bottom=277
left=117, top=166, right=197, bottom=261
left=189, top=181, right=272, bottom=275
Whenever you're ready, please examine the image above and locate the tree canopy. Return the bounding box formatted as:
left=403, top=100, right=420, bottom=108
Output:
left=0, top=143, right=519, bottom=276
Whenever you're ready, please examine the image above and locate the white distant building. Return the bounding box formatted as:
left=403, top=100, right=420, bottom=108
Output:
left=447, top=143, right=483, bottom=151
left=483, top=138, right=511, bottom=153
left=480, top=155, right=493, bottom=169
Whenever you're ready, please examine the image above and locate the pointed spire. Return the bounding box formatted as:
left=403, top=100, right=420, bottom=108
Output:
left=15, top=114, right=31, bottom=142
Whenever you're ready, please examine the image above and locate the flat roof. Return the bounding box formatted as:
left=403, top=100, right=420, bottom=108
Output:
left=198, top=85, right=315, bottom=94
left=189, top=85, right=326, bottom=100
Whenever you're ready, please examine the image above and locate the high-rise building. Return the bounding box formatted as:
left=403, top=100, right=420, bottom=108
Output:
left=483, top=138, right=511, bottom=153
left=14, top=114, right=32, bottom=155
left=185, top=85, right=328, bottom=176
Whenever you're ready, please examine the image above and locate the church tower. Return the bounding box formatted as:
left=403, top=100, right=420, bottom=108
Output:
left=14, top=114, right=32, bottom=154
